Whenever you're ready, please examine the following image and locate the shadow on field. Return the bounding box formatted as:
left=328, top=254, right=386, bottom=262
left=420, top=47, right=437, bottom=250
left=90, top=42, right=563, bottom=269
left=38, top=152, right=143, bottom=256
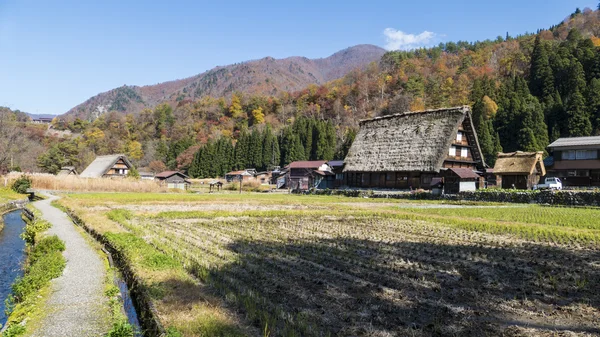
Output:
left=183, top=237, right=600, bottom=336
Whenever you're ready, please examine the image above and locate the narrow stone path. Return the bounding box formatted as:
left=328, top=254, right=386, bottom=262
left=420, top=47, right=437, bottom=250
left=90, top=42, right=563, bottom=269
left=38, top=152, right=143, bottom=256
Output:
left=29, top=195, right=110, bottom=337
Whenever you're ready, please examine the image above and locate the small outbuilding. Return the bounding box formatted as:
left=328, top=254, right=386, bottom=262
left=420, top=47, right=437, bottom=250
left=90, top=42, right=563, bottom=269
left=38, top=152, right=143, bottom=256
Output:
left=57, top=166, right=78, bottom=176
left=139, top=171, right=155, bottom=180
left=442, top=168, right=480, bottom=194
left=155, top=171, right=191, bottom=190
left=225, top=169, right=256, bottom=182
left=493, top=151, right=546, bottom=190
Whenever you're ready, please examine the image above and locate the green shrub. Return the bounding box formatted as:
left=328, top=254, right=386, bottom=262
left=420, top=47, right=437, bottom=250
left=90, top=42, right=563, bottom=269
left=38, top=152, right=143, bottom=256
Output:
left=11, top=175, right=31, bottom=194
left=106, top=320, right=134, bottom=337
left=29, top=235, right=65, bottom=264
left=1, top=323, right=26, bottom=337
left=20, top=219, right=51, bottom=246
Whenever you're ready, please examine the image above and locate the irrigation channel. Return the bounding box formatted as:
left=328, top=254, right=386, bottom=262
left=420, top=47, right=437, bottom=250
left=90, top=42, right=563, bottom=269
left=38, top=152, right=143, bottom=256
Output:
left=0, top=210, right=26, bottom=328
left=0, top=207, right=142, bottom=335
left=115, top=270, right=142, bottom=336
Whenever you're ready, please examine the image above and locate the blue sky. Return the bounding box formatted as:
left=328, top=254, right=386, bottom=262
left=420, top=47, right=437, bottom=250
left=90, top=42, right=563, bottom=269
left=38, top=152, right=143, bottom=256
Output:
left=0, top=0, right=595, bottom=115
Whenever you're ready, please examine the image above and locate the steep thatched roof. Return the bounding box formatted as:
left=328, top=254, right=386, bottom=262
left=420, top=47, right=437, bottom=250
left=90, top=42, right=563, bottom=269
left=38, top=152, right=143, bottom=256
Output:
left=80, top=154, right=132, bottom=178
left=344, top=106, right=483, bottom=173
left=493, top=152, right=545, bottom=175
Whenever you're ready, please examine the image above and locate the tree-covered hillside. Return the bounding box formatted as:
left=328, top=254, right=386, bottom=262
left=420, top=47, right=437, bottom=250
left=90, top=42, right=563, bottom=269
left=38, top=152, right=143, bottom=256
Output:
left=4, top=7, right=600, bottom=177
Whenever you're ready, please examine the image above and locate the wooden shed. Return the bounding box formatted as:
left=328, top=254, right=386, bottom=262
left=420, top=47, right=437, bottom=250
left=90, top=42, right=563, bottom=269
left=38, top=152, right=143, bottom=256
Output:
left=155, top=171, right=191, bottom=190
left=493, top=152, right=545, bottom=190
left=442, top=168, right=480, bottom=194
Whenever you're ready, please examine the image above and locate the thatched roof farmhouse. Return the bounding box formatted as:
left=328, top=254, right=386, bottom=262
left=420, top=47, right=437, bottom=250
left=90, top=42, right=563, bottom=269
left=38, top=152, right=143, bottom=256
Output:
left=493, top=151, right=545, bottom=189
left=344, top=106, right=486, bottom=189
left=80, top=154, right=133, bottom=178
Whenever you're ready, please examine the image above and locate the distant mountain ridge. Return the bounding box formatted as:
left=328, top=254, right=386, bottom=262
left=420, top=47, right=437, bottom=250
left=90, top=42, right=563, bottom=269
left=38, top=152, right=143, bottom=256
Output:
left=66, top=44, right=386, bottom=120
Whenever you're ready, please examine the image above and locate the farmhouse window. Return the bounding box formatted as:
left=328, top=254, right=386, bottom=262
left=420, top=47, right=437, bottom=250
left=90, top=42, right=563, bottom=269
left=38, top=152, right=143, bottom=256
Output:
left=576, top=150, right=597, bottom=160
left=456, top=132, right=463, bottom=142
left=449, top=146, right=456, bottom=156
left=564, top=150, right=576, bottom=160
left=460, top=147, right=468, bottom=158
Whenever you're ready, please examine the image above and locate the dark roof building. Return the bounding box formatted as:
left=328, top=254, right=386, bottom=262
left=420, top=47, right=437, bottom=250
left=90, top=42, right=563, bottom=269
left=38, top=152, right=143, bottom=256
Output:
left=155, top=171, right=191, bottom=190
left=344, top=106, right=486, bottom=189
left=284, top=160, right=333, bottom=190
left=547, top=136, right=600, bottom=186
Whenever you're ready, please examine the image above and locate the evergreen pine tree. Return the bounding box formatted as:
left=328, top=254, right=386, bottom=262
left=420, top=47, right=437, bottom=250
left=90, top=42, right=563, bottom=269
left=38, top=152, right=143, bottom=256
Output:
left=476, top=114, right=495, bottom=165
left=530, top=35, right=555, bottom=99
left=587, top=78, right=600, bottom=134
left=566, top=88, right=592, bottom=137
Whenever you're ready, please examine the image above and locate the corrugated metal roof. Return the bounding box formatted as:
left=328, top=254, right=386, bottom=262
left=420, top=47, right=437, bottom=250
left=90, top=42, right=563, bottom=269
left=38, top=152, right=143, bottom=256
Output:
left=287, top=161, right=327, bottom=169
left=327, top=160, right=344, bottom=168
left=155, top=171, right=189, bottom=179
left=448, top=168, right=480, bottom=179
left=548, top=136, right=600, bottom=148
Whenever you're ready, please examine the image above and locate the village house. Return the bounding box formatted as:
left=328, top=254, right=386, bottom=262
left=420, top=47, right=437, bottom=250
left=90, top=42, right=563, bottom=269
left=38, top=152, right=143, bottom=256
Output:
left=155, top=171, right=191, bottom=190
left=493, top=151, right=545, bottom=190
left=343, top=106, right=486, bottom=189
left=284, top=160, right=334, bottom=190
left=546, top=136, right=600, bottom=187
left=57, top=166, right=78, bottom=176
left=225, top=169, right=257, bottom=182
left=31, top=117, right=53, bottom=124
left=139, top=171, right=155, bottom=180
left=327, top=160, right=345, bottom=188
left=79, top=154, right=133, bottom=178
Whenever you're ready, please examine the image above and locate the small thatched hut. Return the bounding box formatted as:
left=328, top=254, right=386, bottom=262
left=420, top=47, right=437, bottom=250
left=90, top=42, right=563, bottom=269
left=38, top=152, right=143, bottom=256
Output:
left=343, top=106, right=486, bottom=189
left=493, top=151, right=545, bottom=189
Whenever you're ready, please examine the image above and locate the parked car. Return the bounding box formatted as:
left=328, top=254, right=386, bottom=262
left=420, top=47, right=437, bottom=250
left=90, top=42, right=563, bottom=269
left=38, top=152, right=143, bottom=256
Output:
left=534, top=177, right=562, bottom=190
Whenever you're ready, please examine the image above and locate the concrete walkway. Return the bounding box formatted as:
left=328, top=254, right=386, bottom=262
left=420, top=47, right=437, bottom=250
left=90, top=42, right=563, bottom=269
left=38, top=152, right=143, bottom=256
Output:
left=29, top=195, right=110, bottom=337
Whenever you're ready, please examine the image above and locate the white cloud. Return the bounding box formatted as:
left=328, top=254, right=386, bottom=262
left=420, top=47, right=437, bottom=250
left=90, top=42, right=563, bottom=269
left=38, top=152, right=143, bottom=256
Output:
left=383, top=28, right=436, bottom=51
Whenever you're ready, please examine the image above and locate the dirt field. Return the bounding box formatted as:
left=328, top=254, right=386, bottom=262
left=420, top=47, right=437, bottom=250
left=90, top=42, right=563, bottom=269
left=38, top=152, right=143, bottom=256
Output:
left=60, top=193, right=600, bottom=336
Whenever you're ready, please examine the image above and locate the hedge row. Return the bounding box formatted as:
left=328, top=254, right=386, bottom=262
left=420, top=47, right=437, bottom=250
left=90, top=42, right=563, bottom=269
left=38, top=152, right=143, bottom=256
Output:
left=310, top=188, right=600, bottom=206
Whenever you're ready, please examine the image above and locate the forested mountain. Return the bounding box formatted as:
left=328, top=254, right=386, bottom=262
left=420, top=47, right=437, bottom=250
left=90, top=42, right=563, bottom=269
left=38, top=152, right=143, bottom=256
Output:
left=4, top=6, right=600, bottom=178
left=65, top=44, right=386, bottom=120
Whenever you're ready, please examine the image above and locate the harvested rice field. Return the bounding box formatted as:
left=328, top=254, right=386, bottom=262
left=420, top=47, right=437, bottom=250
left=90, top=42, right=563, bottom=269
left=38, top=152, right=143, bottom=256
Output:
left=59, top=193, right=600, bottom=336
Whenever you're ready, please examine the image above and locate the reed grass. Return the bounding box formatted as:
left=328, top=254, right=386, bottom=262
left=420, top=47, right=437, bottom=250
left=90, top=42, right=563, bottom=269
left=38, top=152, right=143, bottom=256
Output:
left=4, top=173, right=167, bottom=193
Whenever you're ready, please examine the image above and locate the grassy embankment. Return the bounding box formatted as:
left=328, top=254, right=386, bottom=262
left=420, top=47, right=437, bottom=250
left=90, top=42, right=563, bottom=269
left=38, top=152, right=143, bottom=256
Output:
left=0, top=188, right=25, bottom=232
left=1, top=205, right=66, bottom=337
left=58, top=192, right=600, bottom=336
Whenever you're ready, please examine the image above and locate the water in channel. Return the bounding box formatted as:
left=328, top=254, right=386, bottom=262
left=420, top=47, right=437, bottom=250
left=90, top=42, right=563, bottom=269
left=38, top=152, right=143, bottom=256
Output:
left=0, top=210, right=26, bottom=328
left=115, top=272, right=142, bottom=336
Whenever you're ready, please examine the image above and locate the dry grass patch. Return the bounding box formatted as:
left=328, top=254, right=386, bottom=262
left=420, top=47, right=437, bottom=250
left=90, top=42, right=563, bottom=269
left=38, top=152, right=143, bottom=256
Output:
left=5, top=173, right=167, bottom=193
